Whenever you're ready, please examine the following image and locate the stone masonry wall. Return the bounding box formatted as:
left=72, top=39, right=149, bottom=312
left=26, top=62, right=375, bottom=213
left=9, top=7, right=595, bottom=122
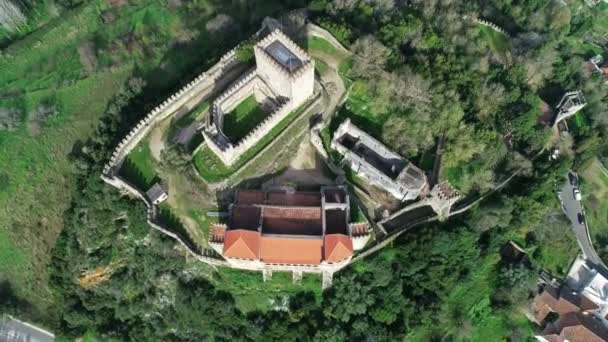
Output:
left=215, top=70, right=258, bottom=117
left=102, top=47, right=239, bottom=177
left=100, top=173, right=228, bottom=267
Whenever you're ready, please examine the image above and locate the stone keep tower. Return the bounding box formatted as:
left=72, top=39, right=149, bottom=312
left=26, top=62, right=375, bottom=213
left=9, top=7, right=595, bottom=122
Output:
left=254, top=29, right=314, bottom=109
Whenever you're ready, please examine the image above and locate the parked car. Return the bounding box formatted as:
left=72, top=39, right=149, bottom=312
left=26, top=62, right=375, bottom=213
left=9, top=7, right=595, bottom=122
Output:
left=573, top=188, right=582, bottom=201
left=578, top=213, right=585, bottom=225
left=569, top=172, right=579, bottom=186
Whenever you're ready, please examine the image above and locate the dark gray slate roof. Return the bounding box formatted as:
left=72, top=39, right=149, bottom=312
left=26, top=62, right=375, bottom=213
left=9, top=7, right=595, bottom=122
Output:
left=146, top=183, right=166, bottom=202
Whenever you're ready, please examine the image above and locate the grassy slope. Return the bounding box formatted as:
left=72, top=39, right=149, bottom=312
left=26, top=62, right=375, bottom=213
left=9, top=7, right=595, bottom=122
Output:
left=214, top=268, right=321, bottom=313
left=0, top=0, right=184, bottom=316
left=0, top=67, right=132, bottom=312
left=478, top=25, right=510, bottom=62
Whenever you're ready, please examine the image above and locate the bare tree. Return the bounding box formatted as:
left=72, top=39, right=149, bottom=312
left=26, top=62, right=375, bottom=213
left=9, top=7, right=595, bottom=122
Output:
left=351, top=35, right=391, bottom=79
left=205, top=13, right=234, bottom=34
left=328, top=0, right=358, bottom=15
left=390, top=70, right=432, bottom=106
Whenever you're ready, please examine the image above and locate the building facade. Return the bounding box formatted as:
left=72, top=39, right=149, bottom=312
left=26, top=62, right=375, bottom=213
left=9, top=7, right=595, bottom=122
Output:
left=331, top=118, right=428, bottom=202
left=209, top=187, right=371, bottom=273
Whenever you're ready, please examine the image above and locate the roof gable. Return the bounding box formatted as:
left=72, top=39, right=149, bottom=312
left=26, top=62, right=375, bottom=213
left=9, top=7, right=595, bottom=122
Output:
left=324, top=234, right=353, bottom=263
left=224, top=230, right=260, bottom=259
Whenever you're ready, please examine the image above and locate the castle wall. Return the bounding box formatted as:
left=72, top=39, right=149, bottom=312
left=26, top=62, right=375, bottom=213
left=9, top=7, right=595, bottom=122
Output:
left=215, top=70, right=258, bottom=116
left=102, top=47, right=240, bottom=177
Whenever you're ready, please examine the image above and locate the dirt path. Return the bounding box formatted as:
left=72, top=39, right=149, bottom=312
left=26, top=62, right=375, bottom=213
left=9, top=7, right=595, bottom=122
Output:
left=264, top=136, right=334, bottom=188
left=310, top=50, right=347, bottom=118
left=149, top=122, right=166, bottom=162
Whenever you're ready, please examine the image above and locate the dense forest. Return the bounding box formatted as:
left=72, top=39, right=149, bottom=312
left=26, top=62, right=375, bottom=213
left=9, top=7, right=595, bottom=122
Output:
left=1, top=0, right=608, bottom=340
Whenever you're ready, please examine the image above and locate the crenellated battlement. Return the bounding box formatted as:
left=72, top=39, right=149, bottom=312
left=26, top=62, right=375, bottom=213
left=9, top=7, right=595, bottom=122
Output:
left=102, top=46, right=240, bottom=177
left=257, top=29, right=310, bottom=61
left=202, top=27, right=315, bottom=166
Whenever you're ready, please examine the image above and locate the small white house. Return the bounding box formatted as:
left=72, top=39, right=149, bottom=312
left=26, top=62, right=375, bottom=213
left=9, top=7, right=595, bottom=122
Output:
left=146, top=183, right=168, bottom=205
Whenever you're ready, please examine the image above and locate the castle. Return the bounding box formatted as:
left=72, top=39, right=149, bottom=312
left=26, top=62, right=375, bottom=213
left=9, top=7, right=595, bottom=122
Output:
left=209, top=187, right=371, bottom=273
left=202, top=29, right=315, bottom=166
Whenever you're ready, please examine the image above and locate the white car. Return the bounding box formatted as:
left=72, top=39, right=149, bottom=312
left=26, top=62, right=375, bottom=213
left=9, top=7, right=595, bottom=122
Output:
left=573, top=188, right=582, bottom=201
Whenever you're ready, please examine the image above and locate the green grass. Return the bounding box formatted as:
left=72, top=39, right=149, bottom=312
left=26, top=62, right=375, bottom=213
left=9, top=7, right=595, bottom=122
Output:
left=193, top=103, right=310, bottom=182
left=581, top=158, right=608, bottom=261
left=121, top=141, right=158, bottom=190
left=0, top=66, right=133, bottom=312
left=214, top=268, right=322, bottom=313
left=223, top=95, right=268, bottom=142
left=189, top=208, right=223, bottom=238
left=479, top=25, right=510, bottom=55
left=314, top=58, right=330, bottom=76
left=158, top=204, right=200, bottom=253
left=307, top=36, right=348, bottom=60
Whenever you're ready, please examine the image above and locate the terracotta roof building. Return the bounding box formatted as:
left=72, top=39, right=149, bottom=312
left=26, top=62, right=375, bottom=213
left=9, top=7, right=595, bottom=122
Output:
left=209, top=187, right=371, bottom=272
left=531, top=257, right=608, bottom=342
left=539, top=311, right=608, bottom=342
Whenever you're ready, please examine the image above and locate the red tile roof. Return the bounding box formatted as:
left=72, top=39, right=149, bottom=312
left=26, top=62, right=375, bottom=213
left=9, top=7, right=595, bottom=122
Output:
left=324, top=234, right=353, bottom=263
left=260, top=236, right=323, bottom=265
left=237, top=190, right=266, bottom=205
left=267, top=191, right=321, bottom=206
left=223, top=229, right=260, bottom=260
left=542, top=311, right=608, bottom=342
left=230, top=205, right=261, bottom=230
left=262, top=207, right=322, bottom=235
left=532, top=285, right=599, bottom=324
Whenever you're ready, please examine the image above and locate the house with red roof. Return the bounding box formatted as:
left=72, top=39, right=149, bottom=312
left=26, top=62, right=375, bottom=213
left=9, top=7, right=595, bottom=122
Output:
left=209, top=187, right=371, bottom=275
left=531, top=256, right=608, bottom=341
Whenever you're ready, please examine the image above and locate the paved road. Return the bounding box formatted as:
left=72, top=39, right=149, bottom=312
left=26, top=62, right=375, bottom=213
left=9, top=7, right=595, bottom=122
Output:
left=559, top=173, right=606, bottom=269
left=0, top=316, right=54, bottom=342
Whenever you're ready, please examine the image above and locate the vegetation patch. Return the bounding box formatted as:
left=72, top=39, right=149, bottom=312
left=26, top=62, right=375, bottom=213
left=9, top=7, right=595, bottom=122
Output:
left=479, top=25, right=510, bottom=62
left=307, top=36, right=348, bottom=60
left=223, top=95, right=268, bottom=142
left=120, top=141, right=158, bottom=190
left=581, top=158, right=608, bottom=262
left=214, top=268, right=321, bottom=313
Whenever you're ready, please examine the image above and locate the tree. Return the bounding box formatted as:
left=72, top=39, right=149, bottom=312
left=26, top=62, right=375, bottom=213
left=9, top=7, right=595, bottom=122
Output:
left=382, top=111, right=434, bottom=156
left=350, top=35, right=391, bottom=79
left=205, top=14, right=235, bottom=34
